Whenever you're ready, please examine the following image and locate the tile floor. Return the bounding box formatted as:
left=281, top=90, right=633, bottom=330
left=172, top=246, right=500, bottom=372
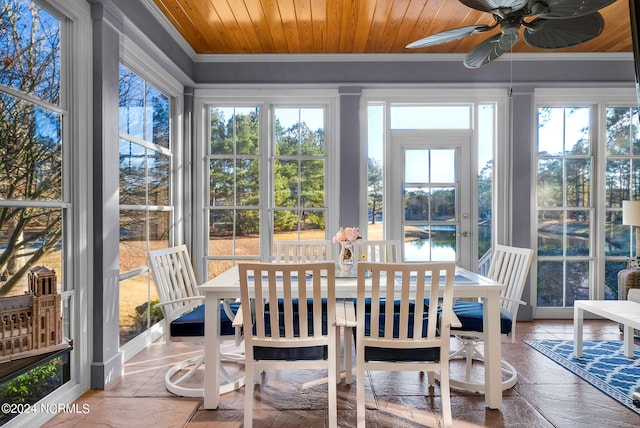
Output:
left=43, top=319, right=640, bottom=427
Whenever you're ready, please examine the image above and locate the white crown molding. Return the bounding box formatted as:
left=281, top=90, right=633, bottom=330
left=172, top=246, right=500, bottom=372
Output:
left=195, top=52, right=633, bottom=63
left=140, top=0, right=198, bottom=60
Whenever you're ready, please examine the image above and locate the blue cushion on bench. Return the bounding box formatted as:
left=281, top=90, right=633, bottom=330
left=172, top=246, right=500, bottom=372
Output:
left=169, top=301, right=240, bottom=338
left=452, top=300, right=512, bottom=334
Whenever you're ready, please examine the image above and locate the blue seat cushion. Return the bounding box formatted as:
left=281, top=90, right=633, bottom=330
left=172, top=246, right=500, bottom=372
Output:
left=265, top=298, right=327, bottom=312
left=452, top=300, right=512, bottom=335
left=354, top=298, right=440, bottom=362
left=169, top=301, right=240, bottom=338
left=364, top=346, right=440, bottom=362
left=253, top=299, right=329, bottom=361
left=354, top=298, right=434, bottom=338
left=260, top=311, right=328, bottom=336
left=254, top=345, right=327, bottom=361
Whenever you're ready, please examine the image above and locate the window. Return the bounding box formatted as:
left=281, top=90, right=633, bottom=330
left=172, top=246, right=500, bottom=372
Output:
left=118, top=64, right=171, bottom=345
left=208, top=106, right=261, bottom=277
left=0, top=5, right=80, bottom=405
left=199, top=92, right=335, bottom=279
left=365, top=94, right=499, bottom=270
left=536, top=107, right=593, bottom=308
left=604, top=107, right=640, bottom=298
left=272, top=107, right=327, bottom=243
left=477, top=104, right=494, bottom=273
left=0, top=1, right=63, bottom=297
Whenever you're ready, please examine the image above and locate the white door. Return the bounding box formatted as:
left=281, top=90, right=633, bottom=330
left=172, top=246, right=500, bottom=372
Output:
left=387, top=131, right=474, bottom=268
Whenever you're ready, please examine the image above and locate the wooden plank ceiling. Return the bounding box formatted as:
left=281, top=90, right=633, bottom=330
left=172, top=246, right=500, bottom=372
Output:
left=152, top=0, right=632, bottom=55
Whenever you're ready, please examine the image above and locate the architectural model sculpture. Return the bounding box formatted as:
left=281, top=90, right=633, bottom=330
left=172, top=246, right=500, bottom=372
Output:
left=0, top=266, right=68, bottom=364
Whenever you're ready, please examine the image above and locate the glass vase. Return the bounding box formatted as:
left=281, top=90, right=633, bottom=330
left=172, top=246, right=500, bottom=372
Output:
left=339, top=242, right=355, bottom=272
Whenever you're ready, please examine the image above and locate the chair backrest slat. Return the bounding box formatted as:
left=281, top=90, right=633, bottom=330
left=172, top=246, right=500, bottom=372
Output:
left=239, top=262, right=335, bottom=348
left=352, top=239, right=400, bottom=262
left=274, top=240, right=333, bottom=262
left=148, top=245, right=201, bottom=323
left=488, top=244, right=534, bottom=332
left=357, top=261, right=456, bottom=345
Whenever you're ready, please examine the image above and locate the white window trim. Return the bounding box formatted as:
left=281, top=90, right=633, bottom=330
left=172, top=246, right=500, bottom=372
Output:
left=193, top=88, right=339, bottom=280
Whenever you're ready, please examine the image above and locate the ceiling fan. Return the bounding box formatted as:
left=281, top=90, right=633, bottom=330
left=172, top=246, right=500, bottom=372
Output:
left=406, top=0, right=618, bottom=69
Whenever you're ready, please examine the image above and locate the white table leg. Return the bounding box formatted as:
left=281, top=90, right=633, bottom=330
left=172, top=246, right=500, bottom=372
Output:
left=335, top=324, right=342, bottom=383
left=623, top=324, right=634, bottom=358
left=574, top=305, right=583, bottom=358
left=345, top=326, right=353, bottom=384
left=482, top=291, right=502, bottom=409
left=204, top=291, right=221, bottom=409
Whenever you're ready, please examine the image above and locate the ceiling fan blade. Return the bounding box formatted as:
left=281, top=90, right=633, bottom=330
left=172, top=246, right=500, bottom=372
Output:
left=531, top=0, right=617, bottom=19
left=460, top=0, right=528, bottom=13
left=405, top=25, right=492, bottom=48
left=464, top=32, right=519, bottom=68
left=523, top=12, right=604, bottom=49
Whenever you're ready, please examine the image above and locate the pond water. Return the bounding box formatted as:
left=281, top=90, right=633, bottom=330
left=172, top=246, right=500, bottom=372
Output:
left=403, top=225, right=456, bottom=262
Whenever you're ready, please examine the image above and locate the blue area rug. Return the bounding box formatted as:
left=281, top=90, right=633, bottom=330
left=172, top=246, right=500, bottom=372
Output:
left=524, top=339, right=640, bottom=415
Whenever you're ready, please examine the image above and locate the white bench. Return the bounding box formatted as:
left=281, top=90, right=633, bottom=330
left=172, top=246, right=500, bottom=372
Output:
left=574, top=300, right=640, bottom=358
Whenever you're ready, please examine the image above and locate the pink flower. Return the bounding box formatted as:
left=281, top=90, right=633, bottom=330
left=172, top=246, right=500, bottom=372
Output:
left=332, top=227, right=362, bottom=244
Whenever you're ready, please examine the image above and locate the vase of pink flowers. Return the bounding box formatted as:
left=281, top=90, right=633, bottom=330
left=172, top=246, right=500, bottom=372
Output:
left=333, top=227, right=362, bottom=272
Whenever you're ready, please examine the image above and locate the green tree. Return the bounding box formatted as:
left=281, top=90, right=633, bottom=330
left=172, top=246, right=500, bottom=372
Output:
left=368, top=158, right=383, bottom=224
left=273, top=117, right=325, bottom=232
left=0, top=1, right=62, bottom=295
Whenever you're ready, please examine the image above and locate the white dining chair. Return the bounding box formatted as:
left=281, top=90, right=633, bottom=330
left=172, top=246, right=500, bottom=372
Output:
left=147, top=245, right=244, bottom=397
left=339, top=239, right=400, bottom=383
left=355, top=261, right=456, bottom=428
left=352, top=239, right=401, bottom=262
left=449, top=244, right=534, bottom=392
left=238, top=261, right=337, bottom=428
left=274, top=239, right=334, bottom=262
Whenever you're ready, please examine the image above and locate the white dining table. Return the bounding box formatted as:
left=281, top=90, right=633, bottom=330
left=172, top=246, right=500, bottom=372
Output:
left=199, top=264, right=506, bottom=410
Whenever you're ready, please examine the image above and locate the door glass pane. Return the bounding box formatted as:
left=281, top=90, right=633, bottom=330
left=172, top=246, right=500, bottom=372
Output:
left=403, top=225, right=456, bottom=262
left=404, top=187, right=429, bottom=221
left=403, top=147, right=458, bottom=262
left=430, top=187, right=456, bottom=221
left=430, top=150, right=455, bottom=183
